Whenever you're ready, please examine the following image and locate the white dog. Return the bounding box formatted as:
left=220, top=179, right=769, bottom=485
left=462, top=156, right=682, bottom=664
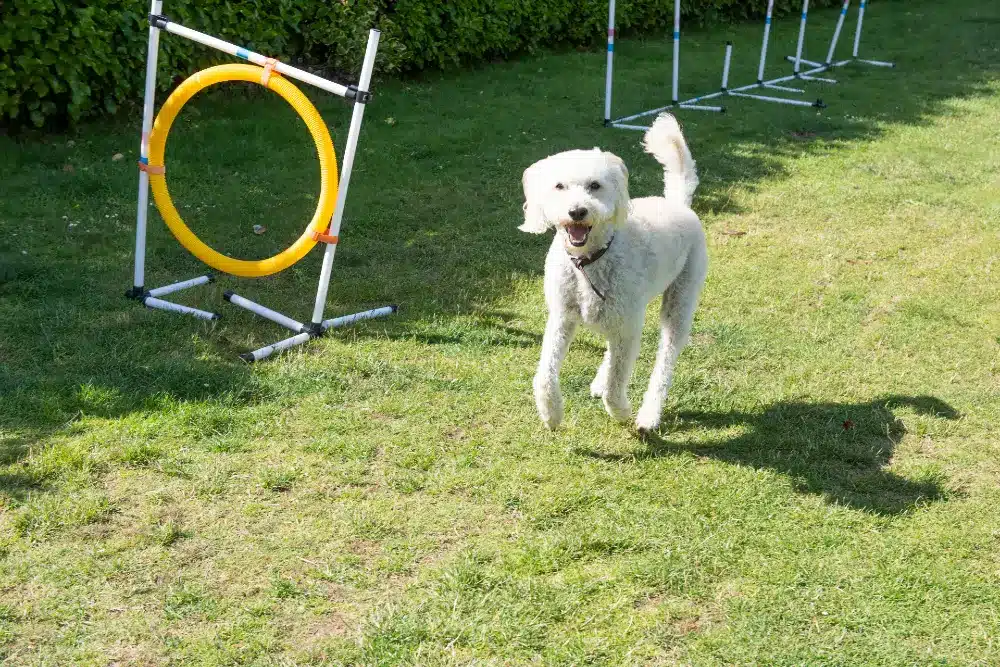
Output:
left=519, top=113, right=707, bottom=432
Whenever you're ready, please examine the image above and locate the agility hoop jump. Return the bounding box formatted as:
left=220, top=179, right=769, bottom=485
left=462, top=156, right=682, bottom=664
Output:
left=604, top=0, right=895, bottom=131
left=127, top=1, right=395, bottom=362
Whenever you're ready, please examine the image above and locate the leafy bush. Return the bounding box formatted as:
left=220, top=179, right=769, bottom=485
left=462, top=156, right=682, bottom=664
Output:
left=0, top=0, right=377, bottom=128
left=1, top=0, right=842, bottom=128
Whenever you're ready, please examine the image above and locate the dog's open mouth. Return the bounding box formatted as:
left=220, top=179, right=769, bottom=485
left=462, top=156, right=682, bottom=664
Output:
left=564, top=223, right=591, bottom=247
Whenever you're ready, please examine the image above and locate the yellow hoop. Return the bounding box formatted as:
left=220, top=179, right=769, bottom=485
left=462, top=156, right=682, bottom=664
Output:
left=146, top=64, right=338, bottom=278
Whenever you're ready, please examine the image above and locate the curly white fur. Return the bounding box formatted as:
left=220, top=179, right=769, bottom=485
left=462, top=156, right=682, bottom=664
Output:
left=520, top=113, right=707, bottom=432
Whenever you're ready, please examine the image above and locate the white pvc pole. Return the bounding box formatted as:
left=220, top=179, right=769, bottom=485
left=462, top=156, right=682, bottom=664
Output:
left=309, top=29, right=381, bottom=326
left=672, top=0, right=681, bottom=103
left=322, top=306, right=397, bottom=331
left=147, top=274, right=212, bottom=297
left=826, top=0, right=850, bottom=65
left=242, top=332, right=313, bottom=363
left=161, top=21, right=350, bottom=98
left=852, top=0, right=865, bottom=57
left=224, top=292, right=305, bottom=332
left=615, top=103, right=675, bottom=124
left=144, top=297, right=218, bottom=320
left=677, top=90, right=725, bottom=105
left=132, top=0, right=164, bottom=294
left=857, top=58, right=894, bottom=67
left=729, top=91, right=819, bottom=107
left=790, top=55, right=824, bottom=68
left=794, top=0, right=809, bottom=74
left=604, top=0, right=616, bottom=124
left=757, top=0, right=776, bottom=83
left=613, top=123, right=659, bottom=131
left=721, top=42, right=733, bottom=90
left=765, top=82, right=804, bottom=92
left=677, top=104, right=725, bottom=112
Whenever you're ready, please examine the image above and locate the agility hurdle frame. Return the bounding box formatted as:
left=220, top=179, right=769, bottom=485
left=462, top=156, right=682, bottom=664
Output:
left=605, top=0, right=892, bottom=131
left=127, top=1, right=395, bottom=362
left=786, top=0, right=895, bottom=77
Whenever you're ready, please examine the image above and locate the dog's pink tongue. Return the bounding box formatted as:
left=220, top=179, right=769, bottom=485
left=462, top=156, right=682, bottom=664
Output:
left=567, top=224, right=589, bottom=243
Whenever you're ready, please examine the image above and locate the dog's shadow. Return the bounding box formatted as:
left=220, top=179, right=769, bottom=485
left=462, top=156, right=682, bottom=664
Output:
left=576, top=395, right=958, bottom=516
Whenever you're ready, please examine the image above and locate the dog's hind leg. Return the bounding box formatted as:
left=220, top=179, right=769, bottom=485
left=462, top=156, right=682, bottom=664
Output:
left=534, top=312, right=579, bottom=430
left=635, top=249, right=707, bottom=433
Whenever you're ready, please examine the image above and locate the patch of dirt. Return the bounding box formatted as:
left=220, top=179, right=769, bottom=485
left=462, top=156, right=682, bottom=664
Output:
left=444, top=427, right=466, bottom=440
left=634, top=594, right=666, bottom=611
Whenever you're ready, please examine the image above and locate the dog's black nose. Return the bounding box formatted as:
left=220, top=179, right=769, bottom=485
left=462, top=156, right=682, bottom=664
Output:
left=568, top=206, right=588, bottom=221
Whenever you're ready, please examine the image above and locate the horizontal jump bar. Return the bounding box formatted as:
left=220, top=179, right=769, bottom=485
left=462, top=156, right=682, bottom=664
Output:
left=729, top=91, right=823, bottom=108
left=612, top=123, right=653, bottom=131
left=678, top=104, right=725, bottom=112
left=153, top=17, right=352, bottom=99
left=856, top=58, right=895, bottom=68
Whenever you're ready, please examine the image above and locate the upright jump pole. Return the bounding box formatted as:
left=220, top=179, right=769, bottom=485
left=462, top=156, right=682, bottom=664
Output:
left=852, top=0, right=864, bottom=57
left=757, top=0, right=775, bottom=83
left=853, top=0, right=895, bottom=67
left=604, top=0, right=616, bottom=125
left=826, top=0, right=850, bottom=66
left=672, top=0, right=680, bottom=105
left=721, top=41, right=733, bottom=91
left=793, top=0, right=809, bottom=75
left=131, top=0, right=163, bottom=299
left=310, top=30, right=380, bottom=327
left=127, top=0, right=218, bottom=320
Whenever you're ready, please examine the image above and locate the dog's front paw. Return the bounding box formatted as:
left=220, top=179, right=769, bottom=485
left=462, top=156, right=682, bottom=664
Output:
left=589, top=376, right=606, bottom=399
left=534, top=377, right=564, bottom=430
left=537, top=395, right=563, bottom=430
left=603, top=394, right=632, bottom=423
left=634, top=404, right=662, bottom=433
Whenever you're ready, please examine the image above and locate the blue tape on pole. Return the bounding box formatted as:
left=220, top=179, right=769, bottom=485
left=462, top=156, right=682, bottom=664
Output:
left=766, top=17, right=772, bottom=24
left=236, top=48, right=249, bottom=59
left=673, top=31, right=680, bottom=39
left=841, top=8, right=848, bottom=14
left=140, top=156, right=149, bottom=164
left=608, top=43, right=614, bottom=52
left=802, top=12, right=808, bottom=19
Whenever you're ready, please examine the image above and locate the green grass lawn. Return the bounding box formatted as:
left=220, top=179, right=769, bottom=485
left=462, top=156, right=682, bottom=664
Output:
left=2, top=1, right=999, bottom=664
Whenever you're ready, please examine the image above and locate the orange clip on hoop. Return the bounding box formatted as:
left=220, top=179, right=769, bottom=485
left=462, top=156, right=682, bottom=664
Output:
left=310, top=230, right=339, bottom=244
left=138, top=161, right=165, bottom=175
left=261, top=58, right=280, bottom=88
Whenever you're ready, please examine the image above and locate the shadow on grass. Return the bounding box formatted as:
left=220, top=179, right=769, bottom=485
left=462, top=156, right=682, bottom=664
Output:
left=0, top=469, right=47, bottom=504
left=577, top=395, right=958, bottom=516
left=0, top=304, right=265, bottom=464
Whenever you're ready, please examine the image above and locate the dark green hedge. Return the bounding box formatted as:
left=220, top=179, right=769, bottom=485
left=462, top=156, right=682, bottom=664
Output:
left=1, top=0, right=841, bottom=128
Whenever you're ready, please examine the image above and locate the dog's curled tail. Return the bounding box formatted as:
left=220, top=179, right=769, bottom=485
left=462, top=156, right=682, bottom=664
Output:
left=642, top=113, right=698, bottom=208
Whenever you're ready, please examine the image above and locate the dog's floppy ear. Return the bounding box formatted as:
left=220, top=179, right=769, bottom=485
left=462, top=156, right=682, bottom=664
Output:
left=606, top=152, right=629, bottom=184
left=518, top=158, right=551, bottom=234
left=605, top=152, right=631, bottom=226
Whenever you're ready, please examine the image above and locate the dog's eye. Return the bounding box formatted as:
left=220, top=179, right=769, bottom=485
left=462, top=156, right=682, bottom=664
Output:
left=555, top=183, right=565, bottom=191
left=587, top=181, right=601, bottom=191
